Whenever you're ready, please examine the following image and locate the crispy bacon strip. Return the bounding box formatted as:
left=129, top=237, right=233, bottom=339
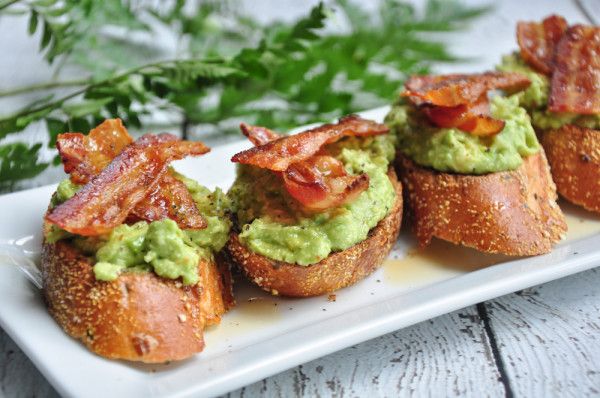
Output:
left=404, top=72, right=531, bottom=107
left=457, top=115, right=505, bottom=136
left=549, top=25, right=600, bottom=114
left=232, top=115, right=388, bottom=171
left=423, top=108, right=505, bottom=136
left=46, top=134, right=209, bottom=236
left=421, top=104, right=470, bottom=129
left=57, top=119, right=133, bottom=184
left=240, top=123, right=280, bottom=146
left=237, top=119, right=378, bottom=211
left=283, top=156, right=369, bottom=212
left=403, top=72, right=529, bottom=136
left=403, top=74, right=463, bottom=107
left=421, top=98, right=506, bottom=136
left=127, top=173, right=206, bottom=229
left=131, top=175, right=206, bottom=229
left=517, top=15, right=568, bottom=75
left=56, top=120, right=207, bottom=230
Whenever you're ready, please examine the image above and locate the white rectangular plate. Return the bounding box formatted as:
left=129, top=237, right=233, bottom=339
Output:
left=1, top=107, right=600, bottom=398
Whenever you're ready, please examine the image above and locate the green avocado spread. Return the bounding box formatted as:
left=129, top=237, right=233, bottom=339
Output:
left=497, top=53, right=600, bottom=130
left=45, top=173, right=231, bottom=285
left=386, top=95, right=540, bottom=174
left=228, top=134, right=397, bottom=265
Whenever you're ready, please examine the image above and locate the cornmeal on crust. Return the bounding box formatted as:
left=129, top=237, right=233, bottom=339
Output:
left=41, top=240, right=234, bottom=363
left=397, top=151, right=566, bottom=255
left=224, top=169, right=402, bottom=297
left=541, top=125, right=600, bottom=214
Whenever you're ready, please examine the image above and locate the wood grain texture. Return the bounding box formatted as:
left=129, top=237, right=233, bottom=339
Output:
left=225, top=307, right=506, bottom=398
left=484, top=268, right=600, bottom=397
left=0, top=333, right=59, bottom=398
left=225, top=269, right=600, bottom=397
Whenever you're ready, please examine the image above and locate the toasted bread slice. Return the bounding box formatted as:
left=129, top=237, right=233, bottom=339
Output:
left=224, top=169, right=402, bottom=297
left=41, top=239, right=234, bottom=363
left=541, top=124, right=600, bottom=213
left=397, top=151, right=566, bottom=255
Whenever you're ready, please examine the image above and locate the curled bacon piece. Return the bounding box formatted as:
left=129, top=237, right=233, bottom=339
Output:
left=236, top=116, right=385, bottom=211
left=456, top=115, right=506, bottom=136
left=404, top=72, right=531, bottom=107
left=283, top=156, right=369, bottom=212
left=240, top=123, right=280, bottom=146
left=549, top=25, right=600, bottom=114
left=403, top=72, right=529, bottom=136
left=421, top=104, right=470, bottom=128
left=47, top=134, right=209, bottom=236
left=56, top=120, right=207, bottom=230
left=517, top=15, right=568, bottom=75
left=422, top=105, right=506, bottom=136
left=57, top=119, right=133, bottom=184
left=421, top=98, right=506, bottom=136
left=232, top=115, right=388, bottom=172
left=127, top=173, right=207, bottom=229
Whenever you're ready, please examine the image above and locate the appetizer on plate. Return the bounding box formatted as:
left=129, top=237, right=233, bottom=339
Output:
left=387, top=72, right=566, bottom=255
left=225, top=115, right=403, bottom=297
left=498, top=16, right=600, bottom=213
left=42, top=119, right=234, bottom=363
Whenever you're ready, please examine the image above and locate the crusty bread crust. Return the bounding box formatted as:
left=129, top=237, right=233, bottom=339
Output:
left=41, top=240, right=233, bottom=363
left=397, top=151, right=566, bottom=256
left=225, top=169, right=403, bottom=297
left=541, top=124, right=600, bottom=213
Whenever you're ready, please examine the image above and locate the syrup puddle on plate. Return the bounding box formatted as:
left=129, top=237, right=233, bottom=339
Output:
left=562, top=201, right=600, bottom=241
left=205, top=295, right=282, bottom=341
left=384, top=239, right=508, bottom=285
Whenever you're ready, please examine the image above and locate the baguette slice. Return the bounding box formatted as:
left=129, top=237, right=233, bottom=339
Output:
left=224, top=169, right=403, bottom=297
left=397, top=150, right=566, bottom=255
left=41, top=239, right=234, bottom=363
left=541, top=124, right=600, bottom=213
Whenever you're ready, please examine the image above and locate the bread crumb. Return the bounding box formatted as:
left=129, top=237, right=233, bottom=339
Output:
left=327, top=294, right=336, bottom=302
left=178, top=314, right=187, bottom=322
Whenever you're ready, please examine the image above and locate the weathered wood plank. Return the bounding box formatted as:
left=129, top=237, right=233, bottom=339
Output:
left=484, top=268, right=600, bottom=397
left=225, top=306, right=506, bottom=398
left=0, top=331, right=59, bottom=398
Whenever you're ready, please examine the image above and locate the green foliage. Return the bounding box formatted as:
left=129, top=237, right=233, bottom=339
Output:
left=23, top=0, right=149, bottom=66
left=0, top=0, right=489, bottom=191
left=175, top=0, right=489, bottom=129
left=152, top=0, right=260, bottom=59
left=0, top=142, right=48, bottom=191
left=0, top=59, right=241, bottom=141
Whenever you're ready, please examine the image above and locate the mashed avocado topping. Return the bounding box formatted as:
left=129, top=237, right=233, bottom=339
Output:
left=51, top=179, right=81, bottom=207
left=94, top=219, right=201, bottom=284
left=45, top=173, right=231, bottom=284
left=497, top=53, right=600, bottom=130
left=228, top=134, right=396, bottom=265
left=386, top=95, right=540, bottom=174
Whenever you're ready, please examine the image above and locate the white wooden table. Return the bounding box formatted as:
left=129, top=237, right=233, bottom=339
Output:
left=1, top=1, right=599, bottom=396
